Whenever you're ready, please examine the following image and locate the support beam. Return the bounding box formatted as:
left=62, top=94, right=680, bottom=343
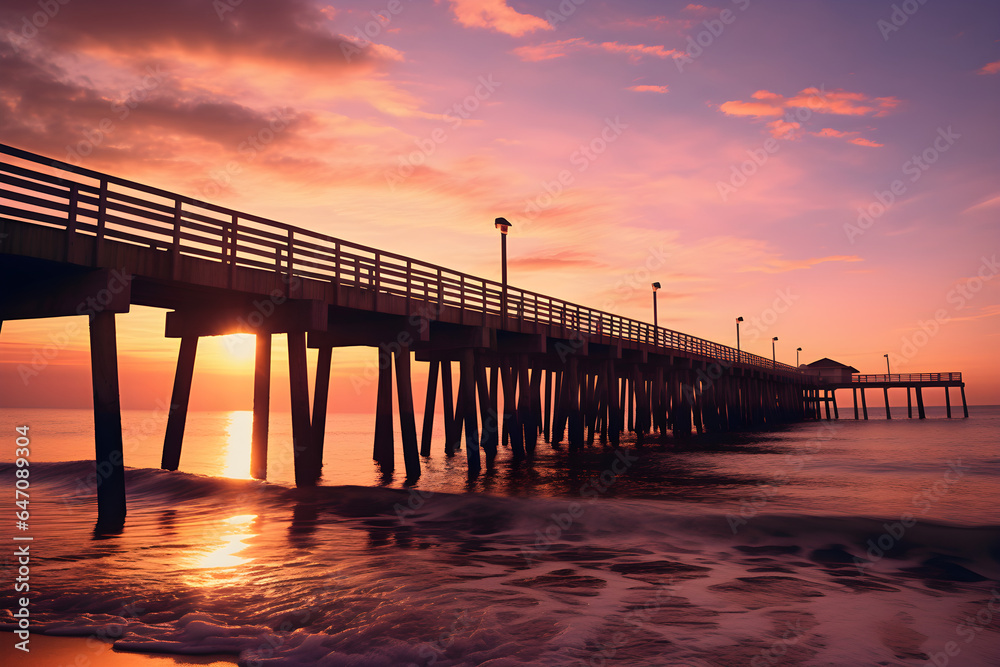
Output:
left=475, top=355, right=498, bottom=462
left=960, top=386, right=968, bottom=418
left=543, top=369, right=552, bottom=443
left=883, top=387, right=892, bottom=420
left=945, top=386, right=952, bottom=419
left=311, top=346, right=332, bottom=471
left=459, top=348, right=481, bottom=473
left=287, top=332, right=316, bottom=486
left=374, top=349, right=394, bottom=467
left=441, top=360, right=457, bottom=455
left=394, top=346, right=421, bottom=480
left=161, top=336, right=198, bottom=471
left=831, top=389, right=839, bottom=420
left=89, top=311, right=126, bottom=531
left=861, top=387, right=868, bottom=420
left=916, top=386, right=926, bottom=419
left=420, top=359, right=439, bottom=457
left=251, top=333, right=271, bottom=480
left=907, top=386, right=913, bottom=419
left=853, top=387, right=859, bottom=420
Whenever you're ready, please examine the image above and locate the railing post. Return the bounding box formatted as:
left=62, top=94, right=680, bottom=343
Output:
left=171, top=199, right=182, bottom=280
left=459, top=274, right=465, bottom=325
left=406, top=259, right=413, bottom=316
left=437, top=268, right=443, bottom=306
left=94, top=179, right=108, bottom=266
left=66, top=184, right=79, bottom=263
left=228, top=214, right=237, bottom=289
left=374, top=252, right=380, bottom=310
left=482, top=278, right=487, bottom=325
left=333, top=240, right=341, bottom=305
left=286, top=229, right=294, bottom=297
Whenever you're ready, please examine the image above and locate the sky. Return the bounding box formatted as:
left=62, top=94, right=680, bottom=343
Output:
left=0, top=0, right=998, bottom=411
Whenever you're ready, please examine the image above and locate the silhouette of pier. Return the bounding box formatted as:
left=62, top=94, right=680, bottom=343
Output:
left=0, top=144, right=965, bottom=530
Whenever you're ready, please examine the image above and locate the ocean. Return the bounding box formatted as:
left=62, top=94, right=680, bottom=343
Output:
left=1, top=406, right=998, bottom=666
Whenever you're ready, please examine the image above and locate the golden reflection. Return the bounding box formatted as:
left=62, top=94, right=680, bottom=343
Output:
left=180, top=514, right=259, bottom=588
left=222, top=410, right=253, bottom=479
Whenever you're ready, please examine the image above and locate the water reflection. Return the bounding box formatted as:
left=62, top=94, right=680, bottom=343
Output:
left=180, top=513, right=259, bottom=588
left=222, top=411, right=253, bottom=479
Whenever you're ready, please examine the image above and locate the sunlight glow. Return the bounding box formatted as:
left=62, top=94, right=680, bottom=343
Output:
left=222, top=411, right=254, bottom=480
left=180, top=514, right=259, bottom=588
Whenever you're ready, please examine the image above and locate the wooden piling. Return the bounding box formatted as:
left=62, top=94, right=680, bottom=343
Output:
left=251, top=333, right=271, bottom=480
left=543, top=369, right=552, bottom=443
left=852, top=387, right=859, bottom=420
left=373, top=349, right=394, bottom=467
left=393, top=346, right=421, bottom=480
left=420, top=358, right=438, bottom=457
left=459, top=348, right=481, bottom=472
left=89, top=311, right=126, bottom=530
left=831, top=389, right=839, bottom=420
left=960, top=386, right=968, bottom=418
left=475, top=356, right=498, bottom=461
left=907, top=386, right=913, bottom=419
left=860, top=388, right=868, bottom=420
left=916, top=386, right=925, bottom=419
left=441, top=360, right=457, bottom=455
left=567, top=356, right=583, bottom=450
left=311, top=345, right=332, bottom=471
left=162, top=335, right=198, bottom=471
left=945, top=386, right=952, bottom=419
left=883, top=387, right=892, bottom=420
left=287, top=332, right=316, bottom=486
left=501, top=361, right=523, bottom=460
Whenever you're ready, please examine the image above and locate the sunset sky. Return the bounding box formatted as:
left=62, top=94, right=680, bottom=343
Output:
left=1, top=0, right=998, bottom=410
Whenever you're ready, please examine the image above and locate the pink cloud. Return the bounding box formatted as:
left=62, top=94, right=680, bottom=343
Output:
left=813, top=128, right=851, bottom=138
left=513, top=39, right=675, bottom=63
left=445, top=0, right=552, bottom=37
left=719, top=100, right=784, bottom=117
left=627, top=85, right=669, bottom=94
left=511, top=38, right=583, bottom=62
left=850, top=137, right=884, bottom=148
left=743, top=255, right=863, bottom=274
left=722, top=87, right=901, bottom=119
left=979, top=60, right=1000, bottom=75
left=766, top=119, right=801, bottom=139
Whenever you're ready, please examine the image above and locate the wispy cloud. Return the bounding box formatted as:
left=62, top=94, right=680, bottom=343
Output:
left=742, top=255, right=863, bottom=274
left=978, top=60, right=1000, bottom=75
left=513, top=38, right=676, bottom=63
left=627, top=84, right=669, bottom=94
left=444, top=0, right=552, bottom=37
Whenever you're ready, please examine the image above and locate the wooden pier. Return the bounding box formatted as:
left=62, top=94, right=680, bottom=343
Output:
left=0, top=144, right=964, bottom=529
left=809, top=373, right=968, bottom=421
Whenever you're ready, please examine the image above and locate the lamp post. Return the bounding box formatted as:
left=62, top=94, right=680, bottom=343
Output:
left=495, top=217, right=511, bottom=318
left=772, top=336, right=778, bottom=368
left=796, top=347, right=802, bottom=367
left=884, top=353, right=890, bottom=376
left=736, top=316, right=743, bottom=359
left=651, top=282, right=661, bottom=329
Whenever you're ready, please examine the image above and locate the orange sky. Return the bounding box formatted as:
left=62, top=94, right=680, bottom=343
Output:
left=1, top=0, right=998, bottom=409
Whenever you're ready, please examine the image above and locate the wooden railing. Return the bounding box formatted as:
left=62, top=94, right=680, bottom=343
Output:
left=852, top=373, right=963, bottom=383
left=0, top=143, right=800, bottom=374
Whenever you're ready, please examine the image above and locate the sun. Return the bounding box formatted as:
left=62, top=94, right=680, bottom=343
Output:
left=218, top=333, right=256, bottom=362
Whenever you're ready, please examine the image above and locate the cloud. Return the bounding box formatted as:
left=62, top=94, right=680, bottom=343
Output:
left=720, top=87, right=900, bottom=140
left=721, top=87, right=900, bottom=119
left=742, top=255, right=863, bottom=274
left=627, top=84, right=669, bottom=94
left=0, top=0, right=385, bottom=73
left=513, top=38, right=676, bottom=63
left=849, top=137, right=884, bottom=148
left=443, top=0, right=552, bottom=37
left=978, top=60, right=1000, bottom=75
left=508, top=250, right=604, bottom=271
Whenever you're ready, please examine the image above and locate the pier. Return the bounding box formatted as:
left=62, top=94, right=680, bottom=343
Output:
left=0, top=144, right=966, bottom=529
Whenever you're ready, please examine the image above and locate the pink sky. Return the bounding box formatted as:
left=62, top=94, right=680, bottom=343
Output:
left=1, top=0, right=998, bottom=409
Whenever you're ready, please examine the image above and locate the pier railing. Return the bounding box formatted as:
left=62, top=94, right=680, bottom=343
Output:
left=852, top=373, right=963, bottom=383
left=0, top=143, right=799, bottom=374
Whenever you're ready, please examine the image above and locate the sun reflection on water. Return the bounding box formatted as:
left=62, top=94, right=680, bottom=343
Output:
left=222, top=410, right=253, bottom=479
left=180, top=514, right=259, bottom=588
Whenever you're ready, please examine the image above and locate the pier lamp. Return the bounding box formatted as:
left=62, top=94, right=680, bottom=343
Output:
left=495, top=218, right=512, bottom=317
left=772, top=336, right=778, bottom=367
left=736, top=317, right=744, bottom=356
left=797, top=347, right=802, bottom=367
left=884, top=353, right=890, bottom=375
left=652, top=282, right=661, bottom=330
